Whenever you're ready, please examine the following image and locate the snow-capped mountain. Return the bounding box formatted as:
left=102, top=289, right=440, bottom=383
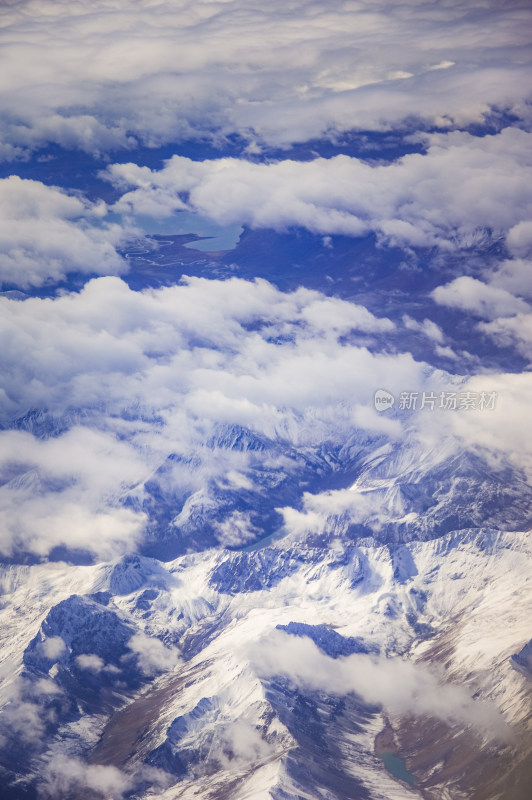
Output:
left=0, top=231, right=531, bottom=798
left=1, top=221, right=531, bottom=798
left=1, top=2, right=532, bottom=797
left=0, top=520, right=530, bottom=799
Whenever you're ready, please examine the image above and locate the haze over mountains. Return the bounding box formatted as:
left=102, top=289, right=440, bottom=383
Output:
left=0, top=1, right=531, bottom=798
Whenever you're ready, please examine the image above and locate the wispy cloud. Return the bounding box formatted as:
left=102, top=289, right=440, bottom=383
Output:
left=251, top=629, right=510, bottom=739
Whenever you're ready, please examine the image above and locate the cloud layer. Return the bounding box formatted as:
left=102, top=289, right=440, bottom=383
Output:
left=0, top=176, right=132, bottom=287
left=107, top=127, right=532, bottom=248
left=1, top=266, right=530, bottom=559
left=0, top=0, right=531, bottom=155
left=0, top=275, right=415, bottom=557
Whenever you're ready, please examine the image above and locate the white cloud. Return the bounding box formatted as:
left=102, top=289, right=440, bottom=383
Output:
left=506, top=221, right=532, bottom=258
left=0, top=275, right=398, bottom=417
left=434, top=344, right=459, bottom=361
left=33, top=678, right=62, bottom=696
left=38, top=755, right=172, bottom=800
left=39, top=755, right=132, bottom=800
left=0, top=272, right=528, bottom=560
left=0, top=699, right=46, bottom=745
left=431, top=267, right=532, bottom=362
left=0, top=677, right=62, bottom=747
left=127, top=632, right=180, bottom=676
left=432, top=276, right=530, bottom=320
left=41, top=636, right=66, bottom=660
left=0, top=427, right=148, bottom=558
left=222, top=471, right=255, bottom=491
left=488, top=258, right=532, bottom=300
left=219, top=718, right=274, bottom=770
left=403, top=315, right=444, bottom=343
left=300, top=297, right=394, bottom=334
left=106, top=127, right=532, bottom=248
left=279, top=486, right=391, bottom=539
left=0, top=1, right=531, bottom=153
left=0, top=176, right=133, bottom=288
left=252, top=630, right=508, bottom=739
left=451, top=372, right=532, bottom=479
left=479, top=313, right=532, bottom=360
left=0, top=275, right=413, bottom=558
left=213, top=511, right=261, bottom=548
left=75, top=653, right=105, bottom=672
left=352, top=405, right=402, bottom=438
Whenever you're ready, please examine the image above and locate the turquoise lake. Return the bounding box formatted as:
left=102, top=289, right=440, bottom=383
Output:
left=379, top=751, right=417, bottom=786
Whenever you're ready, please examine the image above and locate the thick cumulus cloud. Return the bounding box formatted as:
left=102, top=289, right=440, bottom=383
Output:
left=0, top=0, right=531, bottom=154
left=1, top=273, right=530, bottom=559
left=107, top=127, right=532, bottom=248
left=0, top=275, right=398, bottom=418
left=432, top=276, right=530, bottom=320
left=0, top=275, right=418, bottom=557
left=0, top=176, right=132, bottom=287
